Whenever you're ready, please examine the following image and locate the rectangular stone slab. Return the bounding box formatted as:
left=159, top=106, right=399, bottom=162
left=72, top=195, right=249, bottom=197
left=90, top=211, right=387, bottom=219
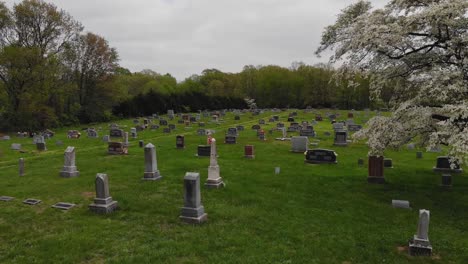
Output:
left=52, top=202, right=76, bottom=210
left=0, top=196, right=14, bottom=201
left=23, top=198, right=42, bottom=205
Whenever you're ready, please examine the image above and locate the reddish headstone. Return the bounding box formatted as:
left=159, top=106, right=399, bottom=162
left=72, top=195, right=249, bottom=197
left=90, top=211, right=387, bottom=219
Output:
left=367, top=156, right=385, bottom=184
left=348, top=112, right=354, bottom=118
left=244, top=145, right=255, bottom=159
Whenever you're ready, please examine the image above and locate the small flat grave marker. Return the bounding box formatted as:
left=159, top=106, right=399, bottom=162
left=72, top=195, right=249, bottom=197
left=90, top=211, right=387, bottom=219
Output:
left=52, top=202, right=76, bottom=210
left=23, top=198, right=42, bottom=205
left=392, top=200, right=411, bottom=209
left=0, top=196, right=14, bottom=202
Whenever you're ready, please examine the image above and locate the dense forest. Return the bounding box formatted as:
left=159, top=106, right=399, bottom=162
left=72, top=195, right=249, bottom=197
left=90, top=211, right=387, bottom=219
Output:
left=0, top=0, right=388, bottom=131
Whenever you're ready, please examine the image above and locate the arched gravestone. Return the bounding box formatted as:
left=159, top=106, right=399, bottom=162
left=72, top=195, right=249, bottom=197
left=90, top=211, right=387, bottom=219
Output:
left=89, top=173, right=118, bottom=214
left=409, top=209, right=432, bottom=256
left=304, top=149, right=337, bottom=164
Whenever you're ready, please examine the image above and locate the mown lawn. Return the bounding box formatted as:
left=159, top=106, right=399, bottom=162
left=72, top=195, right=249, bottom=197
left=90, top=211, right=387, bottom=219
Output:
left=0, top=110, right=467, bottom=264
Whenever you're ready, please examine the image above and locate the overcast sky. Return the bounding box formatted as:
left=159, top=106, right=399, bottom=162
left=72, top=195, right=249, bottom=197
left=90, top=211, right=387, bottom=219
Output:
left=6, top=0, right=386, bottom=81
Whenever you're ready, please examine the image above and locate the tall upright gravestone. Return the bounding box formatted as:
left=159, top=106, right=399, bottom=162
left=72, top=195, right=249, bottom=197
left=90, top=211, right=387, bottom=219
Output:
left=205, top=139, right=224, bottom=188
left=19, top=158, right=25, bottom=176
left=367, top=156, right=385, bottom=184
left=409, top=209, right=432, bottom=256
left=89, top=173, right=118, bottom=214
left=180, top=172, right=208, bottom=224
left=59, top=146, right=79, bottom=178
left=142, top=143, right=162, bottom=181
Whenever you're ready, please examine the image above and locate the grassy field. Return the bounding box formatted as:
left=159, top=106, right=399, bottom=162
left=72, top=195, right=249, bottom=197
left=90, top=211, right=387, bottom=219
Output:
left=0, top=110, right=467, bottom=264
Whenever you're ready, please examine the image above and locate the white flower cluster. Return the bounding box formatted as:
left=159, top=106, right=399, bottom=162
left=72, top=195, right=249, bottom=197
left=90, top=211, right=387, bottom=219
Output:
left=317, top=0, right=468, bottom=165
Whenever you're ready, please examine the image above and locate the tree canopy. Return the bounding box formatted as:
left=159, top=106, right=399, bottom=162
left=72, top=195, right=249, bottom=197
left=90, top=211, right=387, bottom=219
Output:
left=316, top=0, right=468, bottom=165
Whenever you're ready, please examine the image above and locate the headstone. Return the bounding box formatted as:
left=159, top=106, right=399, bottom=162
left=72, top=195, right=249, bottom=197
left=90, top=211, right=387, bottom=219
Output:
left=2, top=135, right=11, bottom=140
left=291, top=136, right=309, bottom=153
left=19, top=158, right=25, bottom=176
left=226, top=127, right=238, bottom=137
left=23, top=198, right=41, bottom=205
left=110, top=129, right=124, bottom=138
left=124, top=132, right=129, bottom=146
left=277, top=122, right=285, bottom=128
left=142, top=143, right=162, bottom=181
left=130, top=128, right=137, bottom=139
left=33, top=135, right=44, bottom=144
left=441, top=173, right=452, bottom=187
left=273, top=115, right=279, bottom=121
left=176, top=135, right=185, bottom=149
left=150, top=124, right=160, bottom=130
left=89, top=173, right=118, bottom=214
left=167, top=109, right=175, bottom=119
left=0, top=196, right=14, bottom=202
left=163, top=128, right=171, bottom=133
left=197, top=129, right=206, bottom=136
left=36, top=142, right=47, bottom=151
left=168, top=124, right=176, bottom=130
left=205, top=139, right=224, bottom=188
left=315, top=115, right=323, bottom=121
left=59, top=146, right=79, bottom=178
left=198, top=122, right=205, bottom=127
left=225, top=135, right=236, bottom=144
left=347, top=112, right=354, bottom=118
left=197, top=145, right=211, bottom=157
left=275, top=167, right=280, bottom=174
left=160, top=119, right=168, bottom=126
left=358, top=158, right=364, bottom=166
left=87, top=128, right=98, bottom=138
left=384, top=158, right=393, bottom=168
left=244, top=145, right=255, bottom=159
left=368, top=156, right=385, bottom=184
left=234, top=115, right=240, bottom=120
left=180, top=172, right=208, bottom=224
left=416, top=151, right=423, bottom=159
left=252, top=124, right=260, bottom=130
left=287, top=117, right=294, bottom=122
left=139, top=140, right=144, bottom=148
left=67, top=130, right=81, bottom=139
left=332, top=123, right=344, bottom=131
left=236, top=125, right=244, bottom=131
left=347, top=124, right=362, bottom=132
left=135, top=125, right=145, bottom=132
left=407, top=143, right=415, bottom=150
left=299, top=127, right=315, bottom=137
left=11, top=143, right=21, bottom=150
left=334, top=131, right=348, bottom=146
left=56, top=140, right=64, bottom=146
left=409, top=209, right=432, bottom=256
left=52, top=202, right=76, bottom=210
left=259, top=119, right=265, bottom=125
left=102, top=135, right=109, bottom=142
left=133, top=119, right=139, bottom=124
left=432, top=156, right=462, bottom=173
left=392, top=200, right=411, bottom=209
left=108, top=142, right=128, bottom=155
left=304, top=149, right=338, bottom=164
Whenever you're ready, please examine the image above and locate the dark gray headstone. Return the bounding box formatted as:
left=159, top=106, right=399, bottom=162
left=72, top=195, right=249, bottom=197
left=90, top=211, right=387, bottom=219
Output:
left=180, top=172, right=207, bottom=224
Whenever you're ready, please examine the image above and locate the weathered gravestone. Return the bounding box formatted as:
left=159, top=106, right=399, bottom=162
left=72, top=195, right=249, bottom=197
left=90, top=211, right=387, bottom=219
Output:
left=300, top=127, right=315, bottom=137
left=124, top=132, right=129, bottom=146
left=87, top=128, right=98, bottom=138
left=244, top=145, right=255, bottom=159
left=19, top=158, right=25, bottom=176
left=197, top=129, right=206, bottom=136
left=36, top=141, right=47, bottom=151
left=367, top=156, right=385, bottom=184
left=168, top=124, right=176, bottom=130
left=11, top=143, right=21, bottom=150
left=89, top=173, right=118, bottom=214
left=130, top=128, right=137, bottom=138
left=150, top=124, right=160, bottom=130
left=384, top=158, right=393, bottom=168
left=197, top=145, right=211, bottom=157
left=52, top=202, right=76, bottom=210
left=176, top=135, right=185, bottom=149
left=0, top=196, right=14, bottom=202
left=226, top=127, right=238, bottom=137
left=304, top=149, right=338, bottom=164
left=67, top=130, right=81, bottom=139
left=59, top=146, right=80, bottom=178
left=180, top=172, right=208, bottom=224
left=236, top=125, right=244, bottom=131
left=334, top=131, right=348, bottom=146
left=102, top=135, right=109, bottom=142
left=108, top=142, right=128, bottom=155
left=2, top=135, right=10, bottom=140
left=291, top=136, right=309, bottom=153
left=139, top=140, right=144, bottom=148
left=392, top=200, right=411, bottom=209
left=409, top=209, right=432, bottom=256
left=110, top=129, right=124, bottom=138
left=252, top=124, right=260, bottom=130
left=347, top=124, right=362, bottom=132
left=416, top=151, right=423, bottom=159
left=23, top=198, right=41, bottom=205
left=205, top=139, right=224, bottom=188
left=332, top=123, right=344, bottom=131
left=160, top=119, right=168, bottom=126
left=225, top=135, right=236, bottom=144
left=432, top=156, right=462, bottom=173
left=163, top=127, right=171, bottom=133
left=142, top=143, right=162, bottom=181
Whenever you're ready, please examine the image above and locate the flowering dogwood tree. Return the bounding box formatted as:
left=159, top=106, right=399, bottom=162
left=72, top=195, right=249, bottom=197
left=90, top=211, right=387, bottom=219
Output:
left=316, top=0, right=468, bottom=166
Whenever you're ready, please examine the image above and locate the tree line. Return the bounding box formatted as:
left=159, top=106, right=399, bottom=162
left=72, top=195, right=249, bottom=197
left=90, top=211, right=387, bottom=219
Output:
left=0, top=0, right=388, bottom=131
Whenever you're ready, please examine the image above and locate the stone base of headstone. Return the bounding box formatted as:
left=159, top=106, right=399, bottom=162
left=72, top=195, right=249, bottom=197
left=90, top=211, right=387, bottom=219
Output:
left=333, top=142, right=348, bottom=147
left=367, top=176, right=386, bottom=184
left=440, top=173, right=452, bottom=187
left=59, top=166, right=80, bottom=178
left=432, top=167, right=463, bottom=174
left=142, top=171, right=162, bottom=181
left=205, top=165, right=224, bottom=188
left=89, top=197, right=118, bottom=214
left=180, top=206, right=208, bottom=224
left=245, top=154, right=255, bottom=159
left=408, top=238, right=432, bottom=256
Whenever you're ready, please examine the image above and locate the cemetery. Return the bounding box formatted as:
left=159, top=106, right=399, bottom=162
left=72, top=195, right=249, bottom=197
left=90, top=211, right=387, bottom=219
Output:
left=0, top=109, right=467, bottom=263
left=0, top=0, right=466, bottom=262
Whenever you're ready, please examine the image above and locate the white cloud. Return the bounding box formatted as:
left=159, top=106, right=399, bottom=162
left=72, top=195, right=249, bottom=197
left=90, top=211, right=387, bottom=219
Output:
left=4, top=0, right=388, bottom=80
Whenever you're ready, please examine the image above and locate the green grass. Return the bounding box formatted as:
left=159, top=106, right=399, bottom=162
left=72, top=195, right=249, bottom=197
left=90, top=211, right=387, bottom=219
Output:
left=0, top=110, right=467, bottom=264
